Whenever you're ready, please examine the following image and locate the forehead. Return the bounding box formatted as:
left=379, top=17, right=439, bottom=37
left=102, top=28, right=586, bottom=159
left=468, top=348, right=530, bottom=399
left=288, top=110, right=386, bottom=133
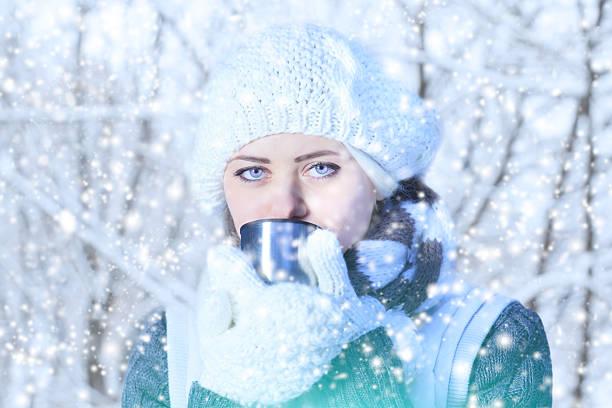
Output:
left=234, top=133, right=351, bottom=158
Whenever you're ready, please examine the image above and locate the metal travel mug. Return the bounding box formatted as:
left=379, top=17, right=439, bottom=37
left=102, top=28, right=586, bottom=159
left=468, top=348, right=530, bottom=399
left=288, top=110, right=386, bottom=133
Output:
left=239, top=219, right=320, bottom=286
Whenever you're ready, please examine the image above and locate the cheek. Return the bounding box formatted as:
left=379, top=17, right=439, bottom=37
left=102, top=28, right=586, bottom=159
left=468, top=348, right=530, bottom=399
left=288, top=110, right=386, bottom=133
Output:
left=226, top=195, right=264, bottom=233
left=311, top=179, right=375, bottom=249
left=223, top=178, right=258, bottom=233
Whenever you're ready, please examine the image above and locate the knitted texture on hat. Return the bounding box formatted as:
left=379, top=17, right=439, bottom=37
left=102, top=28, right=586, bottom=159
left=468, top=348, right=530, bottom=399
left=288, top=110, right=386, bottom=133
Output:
left=188, top=23, right=442, bottom=215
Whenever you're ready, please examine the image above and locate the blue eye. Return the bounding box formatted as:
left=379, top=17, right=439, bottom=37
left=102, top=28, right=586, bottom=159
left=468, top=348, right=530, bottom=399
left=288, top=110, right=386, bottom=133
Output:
left=235, top=167, right=266, bottom=183
left=307, top=162, right=339, bottom=179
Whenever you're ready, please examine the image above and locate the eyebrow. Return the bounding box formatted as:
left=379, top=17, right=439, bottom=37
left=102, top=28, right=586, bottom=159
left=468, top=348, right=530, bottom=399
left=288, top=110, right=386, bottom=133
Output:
left=229, top=150, right=339, bottom=164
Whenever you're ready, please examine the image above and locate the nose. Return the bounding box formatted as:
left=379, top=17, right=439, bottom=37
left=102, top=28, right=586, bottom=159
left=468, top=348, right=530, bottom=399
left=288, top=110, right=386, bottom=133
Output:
left=266, top=177, right=309, bottom=220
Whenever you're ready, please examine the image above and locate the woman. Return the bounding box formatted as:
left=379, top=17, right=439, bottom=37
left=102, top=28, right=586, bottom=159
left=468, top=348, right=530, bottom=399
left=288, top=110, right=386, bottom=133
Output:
left=122, top=23, right=552, bottom=407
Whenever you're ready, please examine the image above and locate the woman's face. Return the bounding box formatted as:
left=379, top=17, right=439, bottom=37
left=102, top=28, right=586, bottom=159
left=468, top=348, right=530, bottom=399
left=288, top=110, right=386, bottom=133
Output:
left=223, top=133, right=377, bottom=251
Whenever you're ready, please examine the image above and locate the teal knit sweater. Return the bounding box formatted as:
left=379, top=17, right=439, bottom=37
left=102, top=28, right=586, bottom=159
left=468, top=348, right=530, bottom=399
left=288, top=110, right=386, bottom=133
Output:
left=122, top=301, right=552, bottom=407
left=121, top=307, right=412, bottom=407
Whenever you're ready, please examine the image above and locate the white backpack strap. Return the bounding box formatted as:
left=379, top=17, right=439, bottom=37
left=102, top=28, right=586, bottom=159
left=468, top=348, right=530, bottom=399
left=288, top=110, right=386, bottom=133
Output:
left=407, top=287, right=473, bottom=407
left=437, top=289, right=515, bottom=407
left=166, top=305, right=190, bottom=408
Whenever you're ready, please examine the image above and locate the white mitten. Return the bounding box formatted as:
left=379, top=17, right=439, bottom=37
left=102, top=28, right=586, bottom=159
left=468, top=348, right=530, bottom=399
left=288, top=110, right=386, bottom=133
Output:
left=195, top=228, right=385, bottom=406
left=306, top=230, right=423, bottom=385
left=298, top=228, right=387, bottom=337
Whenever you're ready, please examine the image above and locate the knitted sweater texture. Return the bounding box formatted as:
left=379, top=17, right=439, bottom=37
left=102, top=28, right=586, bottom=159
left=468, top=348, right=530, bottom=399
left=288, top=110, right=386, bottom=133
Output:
left=121, top=302, right=552, bottom=407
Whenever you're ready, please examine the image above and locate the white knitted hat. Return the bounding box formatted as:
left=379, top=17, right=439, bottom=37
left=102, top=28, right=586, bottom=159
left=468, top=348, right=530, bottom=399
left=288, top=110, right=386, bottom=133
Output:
left=188, top=23, right=442, bottom=215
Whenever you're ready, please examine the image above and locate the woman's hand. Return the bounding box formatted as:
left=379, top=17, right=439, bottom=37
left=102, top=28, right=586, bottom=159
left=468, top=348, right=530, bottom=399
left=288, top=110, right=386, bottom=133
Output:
left=195, top=228, right=386, bottom=406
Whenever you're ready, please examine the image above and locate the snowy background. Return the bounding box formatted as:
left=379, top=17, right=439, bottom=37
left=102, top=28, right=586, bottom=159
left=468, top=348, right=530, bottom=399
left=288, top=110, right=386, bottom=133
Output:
left=0, top=0, right=611, bottom=407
